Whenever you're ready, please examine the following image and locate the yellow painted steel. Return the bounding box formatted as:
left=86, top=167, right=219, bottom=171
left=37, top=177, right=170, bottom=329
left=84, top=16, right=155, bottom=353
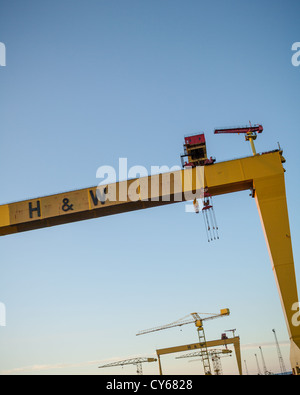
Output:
left=0, top=151, right=299, bottom=373
left=254, top=174, right=300, bottom=373
left=203, top=153, right=300, bottom=373
left=249, top=137, right=257, bottom=155
left=0, top=166, right=204, bottom=236
left=0, top=204, right=10, bottom=228
left=156, top=336, right=242, bottom=375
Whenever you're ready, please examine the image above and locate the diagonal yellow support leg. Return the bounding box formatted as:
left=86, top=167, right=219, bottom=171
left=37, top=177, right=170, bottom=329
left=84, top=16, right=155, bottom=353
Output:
left=254, top=174, right=300, bottom=374
left=232, top=337, right=242, bottom=376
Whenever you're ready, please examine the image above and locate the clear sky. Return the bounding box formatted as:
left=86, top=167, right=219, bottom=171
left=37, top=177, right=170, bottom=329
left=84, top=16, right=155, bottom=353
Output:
left=0, top=0, right=299, bottom=375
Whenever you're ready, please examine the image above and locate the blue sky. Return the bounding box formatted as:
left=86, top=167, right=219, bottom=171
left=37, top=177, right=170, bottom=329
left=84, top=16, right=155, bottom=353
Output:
left=0, top=0, right=299, bottom=375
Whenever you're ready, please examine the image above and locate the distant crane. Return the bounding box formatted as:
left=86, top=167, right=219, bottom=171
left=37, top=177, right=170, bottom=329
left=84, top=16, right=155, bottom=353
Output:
left=259, top=346, right=272, bottom=375
left=214, top=122, right=263, bottom=155
left=255, top=353, right=262, bottom=375
left=244, top=360, right=249, bottom=375
left=176, top=348, right=232, bottom=375
left=272, top=329, right=287, bottom=375
left=98, top=357, right=157, bottom=375
left=136, top=309, right=230, bottom=375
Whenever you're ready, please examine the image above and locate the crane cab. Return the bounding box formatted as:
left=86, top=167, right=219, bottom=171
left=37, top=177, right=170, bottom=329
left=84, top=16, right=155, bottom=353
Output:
left=181, top=133, right=215, bottom=167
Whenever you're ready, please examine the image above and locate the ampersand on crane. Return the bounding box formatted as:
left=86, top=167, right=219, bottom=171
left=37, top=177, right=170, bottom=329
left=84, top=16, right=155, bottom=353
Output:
left=62, top=198, right=74, bottom=212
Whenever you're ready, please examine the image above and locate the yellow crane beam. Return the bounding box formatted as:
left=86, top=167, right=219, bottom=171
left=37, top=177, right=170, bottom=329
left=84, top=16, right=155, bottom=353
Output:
left=156, top=336, right=242, bottom=375
left=0, top=150, right=299, bottom=373
left=0, top=166, right=204, bottom=236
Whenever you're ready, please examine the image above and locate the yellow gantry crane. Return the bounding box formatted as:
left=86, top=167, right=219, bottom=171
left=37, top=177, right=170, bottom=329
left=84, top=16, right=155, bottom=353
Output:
left=98, top=357, right=157, bottom=375
left=0, top=125, right=299, bottom=373
left=155, top=336, right=242, bottom=375
left=176, top=348, right=232, bottom=375
left=136, top=309, right=230, bottom=375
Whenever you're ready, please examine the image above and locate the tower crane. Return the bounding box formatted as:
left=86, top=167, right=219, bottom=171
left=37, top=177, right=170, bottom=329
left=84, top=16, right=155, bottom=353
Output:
left=176, top=348, right=232, bottom=375
left=98, top=357, right=157, bottom=375
left=136, top=308, right=230, bottom=375
left=259, top=346, right=272, bottom=375
left=272, top=328, right=287, bottom=375
left=214, top=122, right=263, bottom=155
left=255, top=353, right=262, bottom=375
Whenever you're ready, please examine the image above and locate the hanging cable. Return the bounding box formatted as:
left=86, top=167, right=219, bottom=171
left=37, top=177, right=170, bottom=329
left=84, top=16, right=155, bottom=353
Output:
left=200, top=188, right=219, bottom=242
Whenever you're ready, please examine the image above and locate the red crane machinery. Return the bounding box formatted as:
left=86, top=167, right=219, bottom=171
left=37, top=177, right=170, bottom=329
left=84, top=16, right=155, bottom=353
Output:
left=181, top=133, right=215, bottom=168
left=214, top=123, right=263, bottom=155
